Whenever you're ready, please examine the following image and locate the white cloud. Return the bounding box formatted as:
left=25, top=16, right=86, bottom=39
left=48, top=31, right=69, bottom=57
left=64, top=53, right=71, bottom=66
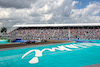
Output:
left=0, top=0, right=100, bottom=32
left=39, top=5, right=51, bottom=13
left=0, top=22, right=2, bottom=25
left=53, top=0, right=64, bottom=8
left=0, top=8, right=10, bottom=18
left=71, top=2, right=100, bottom=22
left=41, top=14, right=53, bottom=21
left=71, top=1, right=79, bottom=7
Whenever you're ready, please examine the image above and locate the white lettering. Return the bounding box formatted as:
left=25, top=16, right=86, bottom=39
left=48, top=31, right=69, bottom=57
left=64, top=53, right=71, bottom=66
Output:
left=22, top=45, right=72, bottom=64
left=22, top=43, right=100, bottom=64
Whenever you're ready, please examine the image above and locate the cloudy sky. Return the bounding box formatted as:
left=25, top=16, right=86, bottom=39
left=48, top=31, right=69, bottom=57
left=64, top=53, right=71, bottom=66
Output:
left=0, top=0, right=100, bottom=32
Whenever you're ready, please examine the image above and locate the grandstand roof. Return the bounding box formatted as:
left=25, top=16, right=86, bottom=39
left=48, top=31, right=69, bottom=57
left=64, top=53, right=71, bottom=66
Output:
left=13, top=23, right=100, bottom=27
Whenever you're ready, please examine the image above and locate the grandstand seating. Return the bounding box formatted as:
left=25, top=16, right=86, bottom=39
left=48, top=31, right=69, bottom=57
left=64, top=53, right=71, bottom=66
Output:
left=9, top=28, right=100, bottom=40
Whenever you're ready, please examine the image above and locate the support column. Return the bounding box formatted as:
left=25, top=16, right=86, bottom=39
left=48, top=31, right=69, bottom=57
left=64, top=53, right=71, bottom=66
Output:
left=68, top=27, right=70, bottom=40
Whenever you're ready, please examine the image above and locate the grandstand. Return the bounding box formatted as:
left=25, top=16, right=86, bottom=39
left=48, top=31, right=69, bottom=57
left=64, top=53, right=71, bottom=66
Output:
left=8, top=23, right=100, bottom=40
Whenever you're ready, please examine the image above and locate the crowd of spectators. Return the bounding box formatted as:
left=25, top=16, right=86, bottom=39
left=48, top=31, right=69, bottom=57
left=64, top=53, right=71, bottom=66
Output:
left=70, top=29, right=100, bottom=39
left=8, top=28, right=100, bottom=40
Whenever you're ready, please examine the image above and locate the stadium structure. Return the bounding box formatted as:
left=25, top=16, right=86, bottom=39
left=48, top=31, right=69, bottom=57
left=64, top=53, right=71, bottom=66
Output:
left=3, top=23, right=100, bottom=40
